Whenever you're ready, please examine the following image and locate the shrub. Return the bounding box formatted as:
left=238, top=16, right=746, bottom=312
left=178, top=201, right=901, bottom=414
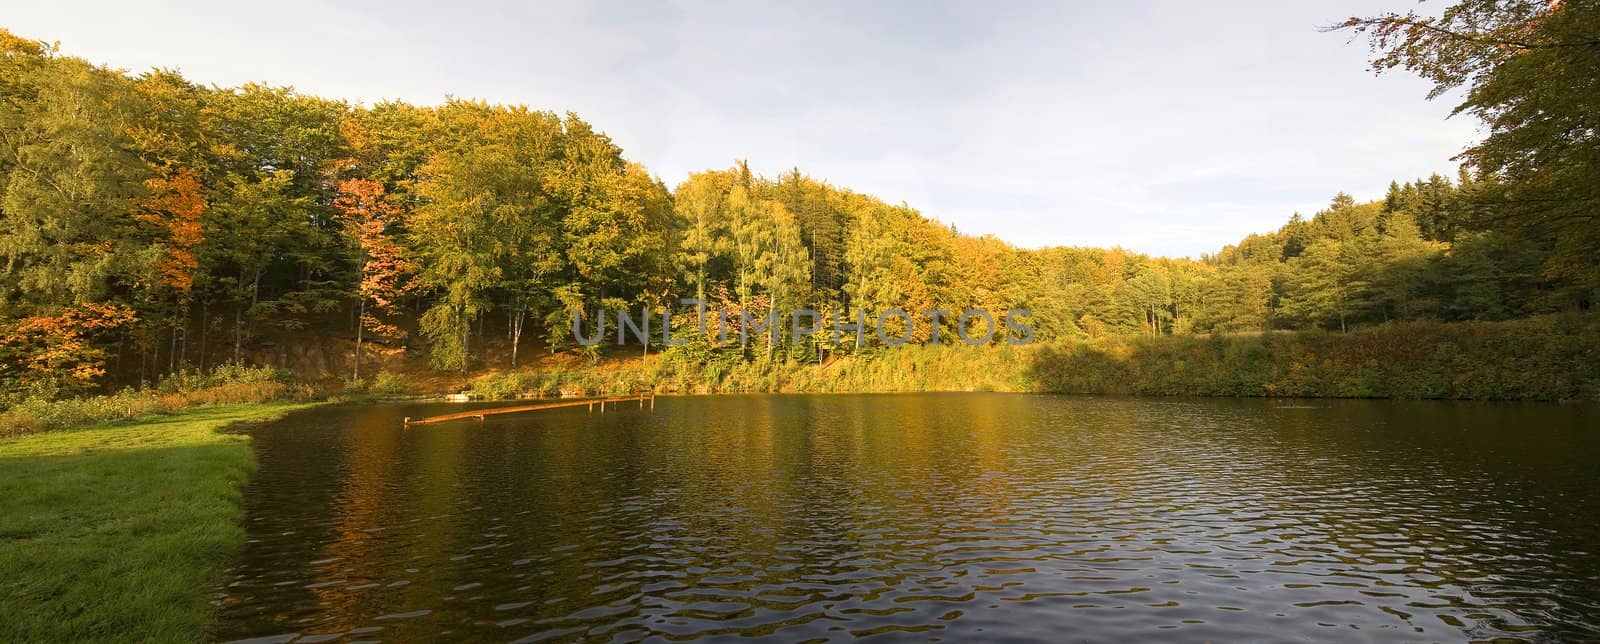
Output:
left=1030, top=314, right=1600, bottom=402
left=471, top=372, right=529, bottom=400
left=0, top=362, right=313, bottom=437
left=370, top=370, right=410, bottom=396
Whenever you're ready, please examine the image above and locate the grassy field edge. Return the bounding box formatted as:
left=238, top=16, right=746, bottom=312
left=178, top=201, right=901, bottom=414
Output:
left=0, top=401, right=322, bottom=642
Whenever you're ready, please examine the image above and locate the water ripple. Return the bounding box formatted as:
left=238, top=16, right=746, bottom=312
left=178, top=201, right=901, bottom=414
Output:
left=214, top=394, right=1600, bottom=642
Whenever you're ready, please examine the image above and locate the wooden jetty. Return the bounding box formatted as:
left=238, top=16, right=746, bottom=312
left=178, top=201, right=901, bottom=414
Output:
left=403, top=392, right=655, bottom=426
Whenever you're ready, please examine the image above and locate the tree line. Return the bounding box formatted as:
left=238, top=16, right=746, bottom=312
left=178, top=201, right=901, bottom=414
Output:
left=1, top=0, right=1594, bottom=399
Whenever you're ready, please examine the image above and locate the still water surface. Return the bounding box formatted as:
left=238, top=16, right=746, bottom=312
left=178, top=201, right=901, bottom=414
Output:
left=214, top=394, right=1600, bottom=642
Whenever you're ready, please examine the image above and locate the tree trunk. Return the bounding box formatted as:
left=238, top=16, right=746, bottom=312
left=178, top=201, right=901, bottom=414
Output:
left=148, top=335, right=158, bottom=383
left=113, top=330, right=127, bottom=389
left=642, top=305, right=650, bottom=361
left=476, top=313, right=485, bottom=358
left=353, top=299, right=365, bottom=381
left=198, top=303, right=208, bottom=370
left=854, top=309, right=862, bottom=351
left=178, top=314, right=189, bottom=369
left=510, top=306, right=524, bottom=368
left=460, top=310, right=470, bottom=375
left=739, top=272, right=748, bottom=313
left=233, top=304, right=243, bottom=364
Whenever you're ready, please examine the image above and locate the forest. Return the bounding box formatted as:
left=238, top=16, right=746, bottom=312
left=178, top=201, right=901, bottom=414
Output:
left=1, top=0, right=1596, bottom=404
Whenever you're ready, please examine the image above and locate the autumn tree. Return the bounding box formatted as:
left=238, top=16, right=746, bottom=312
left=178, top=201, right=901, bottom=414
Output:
left=673, top=171, right=731, bottom=302
left=334, top=178, right=415, bottom=379
left=0, top=303, right=136, bottom=395
left=1337, top=0, right=1600, bottom=295
left=410, top=145, right=515, bottom=373
left=0, top=32, right=152, bottom=310
left=764, top=198, right=812, bottom=348
left=841, top=200, right=905, bottom=349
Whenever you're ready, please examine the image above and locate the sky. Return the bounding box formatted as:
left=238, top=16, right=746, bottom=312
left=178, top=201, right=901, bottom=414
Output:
left=2, top=0, right=1479, bottom=257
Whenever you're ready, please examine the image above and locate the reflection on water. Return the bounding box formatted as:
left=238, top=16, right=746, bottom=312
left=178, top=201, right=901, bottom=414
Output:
left=213, top=394, right=1600, bottom=642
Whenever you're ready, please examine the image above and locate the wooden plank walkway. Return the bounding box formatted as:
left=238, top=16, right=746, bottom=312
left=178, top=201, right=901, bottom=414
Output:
left=403, top=393, right=655, bottom=426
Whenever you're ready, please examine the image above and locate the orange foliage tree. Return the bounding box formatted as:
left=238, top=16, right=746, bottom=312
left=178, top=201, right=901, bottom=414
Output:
left=130, top=165, right=207, bottom=374
left=137, top=167, right=206, bottom=294
left=334, top=178, right=416, bottom=380
left=0, top=303, right=137, bottom=395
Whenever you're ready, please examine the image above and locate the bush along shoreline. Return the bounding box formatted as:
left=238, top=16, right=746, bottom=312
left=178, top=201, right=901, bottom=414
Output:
left=458, top=315, right=1600, bottom=403
left=0, top=364, right=318, bottom=438
left=1030, top=314, right=1600, bottom=402
left=5, top=314, right=1596, bottom=441
left=461, top=343, right=1036, bottom=400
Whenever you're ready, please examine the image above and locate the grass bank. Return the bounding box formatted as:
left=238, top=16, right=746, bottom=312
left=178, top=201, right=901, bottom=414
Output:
left=354, top=315, right=1600, bottom=403
left=0, top=364, right=319, bottom=438
left=0, top=402, right=319, bottom=642
left=462, top=343, right=1035, bottom=399
left=1032, top=314, right=1600, bottom=401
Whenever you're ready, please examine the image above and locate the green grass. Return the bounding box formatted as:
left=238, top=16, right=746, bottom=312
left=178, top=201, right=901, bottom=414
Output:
left=0, top=402, right=319, bottom=642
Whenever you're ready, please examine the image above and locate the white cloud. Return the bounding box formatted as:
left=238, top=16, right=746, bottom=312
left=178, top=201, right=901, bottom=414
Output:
left=3, top=0, right=1479, bottom=257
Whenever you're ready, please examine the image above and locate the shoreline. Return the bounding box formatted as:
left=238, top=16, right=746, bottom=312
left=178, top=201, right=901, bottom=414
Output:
left=2, top=387, right=1593, bottom=640
left=0, top=402, right=322, bottom=642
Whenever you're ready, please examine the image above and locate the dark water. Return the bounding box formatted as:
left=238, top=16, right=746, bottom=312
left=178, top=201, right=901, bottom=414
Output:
left=214, top=394, right=1600, bottom=642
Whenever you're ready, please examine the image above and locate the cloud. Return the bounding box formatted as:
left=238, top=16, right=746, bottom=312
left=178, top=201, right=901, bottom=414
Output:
left=5, top=0, right=1479, bottom=257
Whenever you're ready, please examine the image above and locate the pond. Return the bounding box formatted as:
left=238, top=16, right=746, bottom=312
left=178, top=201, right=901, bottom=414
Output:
left=213, top=394, right=1600, bottom=642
